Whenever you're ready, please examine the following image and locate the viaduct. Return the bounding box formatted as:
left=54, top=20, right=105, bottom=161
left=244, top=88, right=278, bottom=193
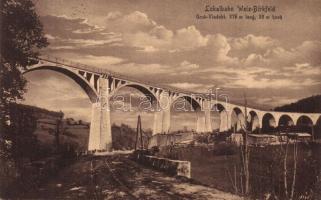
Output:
left=24, top=56, right=321, bottom=151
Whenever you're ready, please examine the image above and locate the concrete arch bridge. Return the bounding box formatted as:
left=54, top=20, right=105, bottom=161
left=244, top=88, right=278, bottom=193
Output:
left=24, top=56, right=321, bottom=151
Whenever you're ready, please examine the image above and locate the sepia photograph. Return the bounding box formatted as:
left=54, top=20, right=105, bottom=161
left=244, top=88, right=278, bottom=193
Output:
left=1, top=0, right=321, bottom=199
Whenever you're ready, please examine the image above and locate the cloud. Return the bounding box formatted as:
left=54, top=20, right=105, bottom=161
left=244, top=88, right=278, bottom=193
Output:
left=105, top=11, right=156, bottom=33
left=229, top=76, right=320, bottom=89
left=45, top=34, right=56, bottom=40
left=179, top=60, right=199, bottom=70
left=65, top=54, right=124, bottom=66
left=207, top=34, right=237, bottom=64
left=200, top=65, right=320, bottom=89
left=169, top=82, right=205, bottom=90
left=230, top=34, right=279, bottom=51
left=22, top=70, right=92, bottom=121
left=284, top=63, right=321, bottom=76
left=122, top=31, right=170, bottom=52
left=49, top=45, right=76, bottom=50
left=41, top=15, right=122, bottom=50
left=253, top=97, right=300, bottom=108
left=36, top=10, right=321, bottom=113
left=41, top=13, right=321, bottom=93
left=295, top=41, right=321, bottom=65
left=172, top=26, right=208, bottom=51
left=121, top=25, right=208, bottom=52
left=110, top=62, right=172, bottom=75
left=104, top=12, right=208, bottom=52
left=242, top=53, right=268, bottom=67
left=26, top=73, right=90, bottom=101
left=247, top=40, right=321, bottom=67
left=47, top=34, right=122, bottom=50
left=64, top=37, right=121, bottom=47
left=176, top=33, right=239, bottom=67
left=42, top=15, right=104, bottom=38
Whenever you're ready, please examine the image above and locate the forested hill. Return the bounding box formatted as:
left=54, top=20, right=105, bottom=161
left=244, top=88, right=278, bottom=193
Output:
left=274, top=95, right=321, bottom=113
left=9, top=103, right=64, bottom=120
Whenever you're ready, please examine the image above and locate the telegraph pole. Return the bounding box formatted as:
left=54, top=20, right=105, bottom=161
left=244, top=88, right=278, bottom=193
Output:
left=135, top=115, right=143, bottom=150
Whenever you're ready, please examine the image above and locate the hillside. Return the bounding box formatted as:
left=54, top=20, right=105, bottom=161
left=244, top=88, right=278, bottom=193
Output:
left=274, top=95, right=321, bottom=113
left=9, top=103, right=64, bottom=119
left=9, top=104, right=152, bottom=151
left=112, top=124, right=152, bottom=150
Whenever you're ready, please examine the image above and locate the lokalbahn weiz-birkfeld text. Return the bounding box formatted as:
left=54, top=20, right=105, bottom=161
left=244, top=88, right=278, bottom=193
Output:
left=205, top=5, right=276, bottom=13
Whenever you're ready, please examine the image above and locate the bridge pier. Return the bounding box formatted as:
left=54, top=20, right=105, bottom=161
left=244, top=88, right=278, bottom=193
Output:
left=196, top=111, right=206, bottom=133
left=88, top=78, right=112, bottom=151
left=204, top=101, right=213, bottom=132
left=196, top=101, right=212, bottom=133
left=153, top=91, right=172, bottom=134
left=219, top=110, right=230, bottom=132
left=153, top=111, right=163, bottom=134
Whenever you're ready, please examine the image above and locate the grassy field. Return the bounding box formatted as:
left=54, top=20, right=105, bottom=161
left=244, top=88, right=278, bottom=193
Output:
left=158, top=143, right=321, bottom=199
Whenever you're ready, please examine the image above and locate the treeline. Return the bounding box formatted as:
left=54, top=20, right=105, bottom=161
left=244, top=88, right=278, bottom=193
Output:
left=3, top=103, right=64, bottom=160
left=112, top=123, right=152, bottom=150
left=0, top=103, right=76, bottom=198
left=274, top=95, right=321, bottom=113
left=10, top=103, right=64, bottom=119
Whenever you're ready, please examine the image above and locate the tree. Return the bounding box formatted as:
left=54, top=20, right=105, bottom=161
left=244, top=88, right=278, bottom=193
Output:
left=280, top=134, right=299, bottom=200
left=0, top=0, right=48, bottom=130
left=226, top=93, right=251, bottom=196
left=8, top=103, right=38, bottom=162
left=240, top=93, right=251, bottom=195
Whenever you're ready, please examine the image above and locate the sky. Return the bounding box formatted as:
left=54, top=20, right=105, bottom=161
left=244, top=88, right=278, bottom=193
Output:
left=22, top=0, right=321, bottom=130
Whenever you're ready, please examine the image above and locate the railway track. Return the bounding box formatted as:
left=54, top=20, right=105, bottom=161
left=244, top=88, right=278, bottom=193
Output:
left=101, top=156, right=190, bottom=200
left=103, top=158, right=139, bottom=200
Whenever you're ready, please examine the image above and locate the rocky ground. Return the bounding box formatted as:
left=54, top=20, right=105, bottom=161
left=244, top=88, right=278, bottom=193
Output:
left=22, top=153, right=242, bottom=199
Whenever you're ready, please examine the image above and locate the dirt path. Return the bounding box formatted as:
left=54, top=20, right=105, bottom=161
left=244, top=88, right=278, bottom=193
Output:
left=23, top=154, right=242, bottom=199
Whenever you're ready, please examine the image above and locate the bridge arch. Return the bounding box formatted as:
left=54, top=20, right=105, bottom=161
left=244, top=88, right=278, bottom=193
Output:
left=296, top=115, right=313, bottom=134
left=296, top=115, right=313, bottom=126
left=231, top=107, right=245, bottom=132
left=315, top=116, right=321, bottom=139
left=262, top=113, right=277, bottom=133
left=212, top=103, right=226, bottom=112
left=110, top=83, right=158, bottom=106
left=23, top=65, right=98, bottom=103
left=211, top=103, right=229, bottom=132
left=278, top=114, right=294, bottom=127
left=171, top=94, right=201, bottom=111
left=249, top=110, right=260, bottom=133
left=23, top=65, right=107, bottom=150
left=170, top=95, right=203, bottom=133
left=107, top=83, right=160, bottom=148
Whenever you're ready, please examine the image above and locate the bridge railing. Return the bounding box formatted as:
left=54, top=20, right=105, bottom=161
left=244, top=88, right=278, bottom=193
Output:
left=38, top=54, right=109, bottom=75
left=37, top=55, right=163, bottom=87
left=29, top=55, right=275, bottom=111
left=28, top=56, right=321, bottom=114
left=33, top=54, right=202, bottom=96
